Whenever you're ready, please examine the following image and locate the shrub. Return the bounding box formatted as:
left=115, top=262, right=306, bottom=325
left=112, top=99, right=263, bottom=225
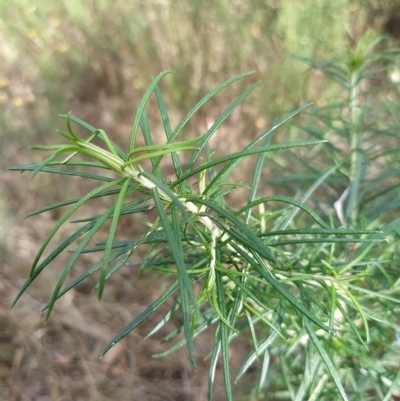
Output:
left=11, top=34, right=400, bottom=400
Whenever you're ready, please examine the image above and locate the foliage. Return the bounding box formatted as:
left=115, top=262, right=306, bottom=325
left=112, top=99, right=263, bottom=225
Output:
left=264, top=32, right=400, bottom=399
left=10, top=34, right=400, bottom=400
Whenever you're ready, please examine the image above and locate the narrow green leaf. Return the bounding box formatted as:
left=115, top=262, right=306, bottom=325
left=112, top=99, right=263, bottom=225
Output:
left=29, top=180, right=121, bottom=276
left=154, top=85, right=184, bottom=178
left=233, top=242, right=331, bottom=332
left=226, top=280, right=243, bottom=339
left=25, top=188, right=122, bottom=218
left=204, top=104, right=312, bottom=193
left=102, top=280, right=180, bottom=358
left=80, top=240, right=135, bottom=254
left=236, top=328, right=280, bottom=381
left=178, top=309, right=274, bottom=366
left=337, top=282, right=370, bottom=343
left=304, top=320, right=349, bottom=401
left=270, top=237, right=381, bottom=246
left=238, top=196, right=330, bottom=229
left=42, top=246, right=131, bottom=311
left=71, top=204, right=152, bottom=223
left=45, top=201, right=120, bottom=319
left=257, top=228, right=381, bottom=236
left=189, top=197, right=277, bottom=262
left=276, top=165, right=338, bottom=231
left=154, top=311, right=219, bottom=358
left=215, top=270, right=233, bottom=401
left=59, top=113, right=95, bottom=132
left=207, top=337, right=222, bottom=401
left=57, top=129, right=74, bottom=142
left=128, top=134, right=204, bottom=158
left=245, top=309, right=259, bottom=357
left=245, top=134, right=273, bottom=225
left=94, top=249, right=133, bottom=290
left=336, top=294, right=400, bottom=332
left=59, top=114, right=127, bottom=161
left=124, top=146, right=200, bottom=166
left=11, top=222, right=94, bottom=309
left=129, top=71, right=173, bottom=152
left=226, top=274, right=282, bottom=336
left=345, top=283, right=400, bottom=304
left=50, top=160, right=112, bottom=169
left=210, top=285, right=238, bottom=334
left=243, top=300, right=283, bottom=337
left=329, top=282, right=337, bottom=332
left=30, top=144, right=76, bottom=151
left=71, top=193, right=152, bottom=223
left=31, top=146, right=79, bottom=178
left=99, top=178, right=132, bottom=299
left=294, top=342, right=323, bottom=401
left=139, top=106, right=152, bottom=147
left=334, top=297, right=368, bottom=349
left=65, top=112, right=80, bottom=140
left=138, top=106, right=164, bottom=180
left=145, top=298, right=181, bottom=339
left=9, top=165, right=115, bottom=183
left=382, top=366, right=400, bottom=401
left=172, top=140, right=327, bottom=189
left=185, top=80, right=260, bottom=173
left=96, top=129, right=120, bottom=158
left=169, top=200, right=201, bottom=318
left=153, top=189, right=197, bottom=367
left=256, top=351, right=270, bottom=398
left=173, top=72, right=254, bottom=140
left=281, top=356, right=296, bottom=400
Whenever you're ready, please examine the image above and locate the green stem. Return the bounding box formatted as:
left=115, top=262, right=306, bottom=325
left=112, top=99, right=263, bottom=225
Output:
left=347, top=71, right=363, bottom=227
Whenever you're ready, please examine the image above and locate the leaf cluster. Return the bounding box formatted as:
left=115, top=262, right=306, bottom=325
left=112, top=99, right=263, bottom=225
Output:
left=10, top=45, right=400, bottom=401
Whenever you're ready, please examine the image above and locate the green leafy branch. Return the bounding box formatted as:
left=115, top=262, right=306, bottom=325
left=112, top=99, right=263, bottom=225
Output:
left=10, top=71, right=388, bottom=401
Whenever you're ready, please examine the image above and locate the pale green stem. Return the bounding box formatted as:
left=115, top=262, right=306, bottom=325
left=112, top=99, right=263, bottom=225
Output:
left=123, top=165, right=246, bottom=256
left=347, top=71, right=364, bottom=227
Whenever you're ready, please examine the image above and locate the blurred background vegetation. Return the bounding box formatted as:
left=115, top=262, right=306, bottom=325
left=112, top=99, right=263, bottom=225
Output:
left=1, top=0, right=400, bottom=400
